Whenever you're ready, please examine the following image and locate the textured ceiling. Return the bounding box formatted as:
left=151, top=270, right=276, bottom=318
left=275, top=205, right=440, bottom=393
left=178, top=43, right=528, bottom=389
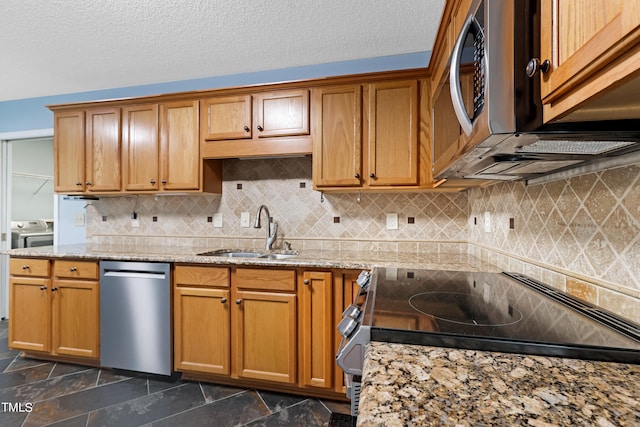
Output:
left=0, top=0, right=445, bottom=102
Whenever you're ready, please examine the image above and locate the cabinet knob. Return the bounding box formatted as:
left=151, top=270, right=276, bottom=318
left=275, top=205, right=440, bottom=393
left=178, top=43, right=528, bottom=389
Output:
left=40, top=286, right=47, bottom=291
left=244, top=126, right=250, bottom=132
left=161, top=179, right=167, bottom=184
left=22, top=265, right=29, bottom=270
left=86, top=181, right=92, bottom=186
left=303, top=279, right=310, bottom=285
left=76, top=182, right=83, bottom=186
left=257, top=125, right=264, bottom=132
left=354, top=173, right=360, bottom=179
left=526, top=58, right=551, bottom=77
left=220, top=297, right=227, bottom=304
left=69, top=267, right=77, bottom=272
left=51, top=287, right=59, bottom=292
left=235, top=299, right=242, bottom=305
left=369, top=173, right=376, bottom=178
left=150, top=179, right=157, bottom=184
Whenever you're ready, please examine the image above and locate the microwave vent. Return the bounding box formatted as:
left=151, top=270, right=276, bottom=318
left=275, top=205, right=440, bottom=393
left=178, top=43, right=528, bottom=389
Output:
left=517, top=140, right=636, bottom=155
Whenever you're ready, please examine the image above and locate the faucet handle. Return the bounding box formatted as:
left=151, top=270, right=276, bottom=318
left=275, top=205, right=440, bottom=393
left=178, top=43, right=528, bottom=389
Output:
left=284, top=241, right=292, bottom=251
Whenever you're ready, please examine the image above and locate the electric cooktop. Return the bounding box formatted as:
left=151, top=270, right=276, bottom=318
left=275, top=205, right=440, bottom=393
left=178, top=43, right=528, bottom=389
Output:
left=364, top=268, right=640, bottom=364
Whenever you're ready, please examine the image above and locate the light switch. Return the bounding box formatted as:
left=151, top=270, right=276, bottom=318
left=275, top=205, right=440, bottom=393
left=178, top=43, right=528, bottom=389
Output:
left=213, top=212, right=223, bottom=228
left=386, top=213, right=399, bottom=230
left=73, top=213, right=85, bottom=226
left=240, top=212, right=250, bottom=228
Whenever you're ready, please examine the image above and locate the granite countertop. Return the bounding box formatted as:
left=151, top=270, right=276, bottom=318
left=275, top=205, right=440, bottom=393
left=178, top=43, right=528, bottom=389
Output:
left=358, top=342, right=640, bottom=427
left=4, top=243, right=501, bottom=272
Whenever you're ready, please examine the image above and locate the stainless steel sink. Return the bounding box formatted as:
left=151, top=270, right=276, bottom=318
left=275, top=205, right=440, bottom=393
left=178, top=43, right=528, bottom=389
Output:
left=197, top=249, right=298, bottom=259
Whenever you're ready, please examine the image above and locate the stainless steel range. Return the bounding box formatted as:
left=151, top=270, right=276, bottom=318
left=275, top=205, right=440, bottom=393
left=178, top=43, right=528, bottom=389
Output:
left=336, top=268, right=640, bottom=416
left=10, top=220, right=53, bottom=248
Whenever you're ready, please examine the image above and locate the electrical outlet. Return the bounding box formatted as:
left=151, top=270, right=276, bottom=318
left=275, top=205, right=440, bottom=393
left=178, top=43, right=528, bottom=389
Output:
left=213, top=212, right=223, bottom=228
left=386, top=213, right=399, bottom=230
left=484, top=211, right=491, bottom=233
left=73, top=213, right=85, bottom=226
left=131, top=217, right=140, bottom=228
left=240, top=212, right=250, bottom=228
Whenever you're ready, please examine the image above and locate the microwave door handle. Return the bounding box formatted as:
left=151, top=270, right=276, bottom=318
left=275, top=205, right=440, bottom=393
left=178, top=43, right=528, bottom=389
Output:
left=450, top=15, right=479, bottom=136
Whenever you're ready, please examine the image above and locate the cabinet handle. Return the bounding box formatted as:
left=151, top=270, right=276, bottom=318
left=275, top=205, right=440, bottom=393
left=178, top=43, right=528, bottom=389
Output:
left=22, top=265, right=30, bottom=270
left=220, top=297, right=227, bottom=304
left=51, top=287, right=59, bottom=292
left=69, top=267, right=77, bottom=272
left=244, top=126, right=250, bottom=132
left=369, top=173, right=376, bottom=178
left=257, top=125, right=264, bottom=132
left=86, top=181, right=92, bottom=186
left=303, top=279, right=310, bottom=285
left=525, top=58, right=551, bottom=77
left=76, top=182, right=83, bottom=186
left=150, top=179, right=157, bottom=185
left=161, top=179, right=167, bottom=184
left=235, top=299, right=242, bottom=305
left=354, top=173, right=360, bottom=179
left=40, top=286, right=47, bottom=291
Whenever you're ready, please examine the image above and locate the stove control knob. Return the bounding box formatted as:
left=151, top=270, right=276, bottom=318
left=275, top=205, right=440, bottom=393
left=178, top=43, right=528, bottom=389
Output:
left=337, top=316, right=359, bottom=338
left=342, top=304, right=360, bottom=319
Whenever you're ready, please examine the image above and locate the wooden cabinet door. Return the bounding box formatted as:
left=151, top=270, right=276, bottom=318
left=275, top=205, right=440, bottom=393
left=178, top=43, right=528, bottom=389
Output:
left=9, top=277, right=51, bottom=353
left=254, top=89, right=310, bottom=138
left=333, top=271, right=361, bottom=394
left=85, top=107, right=121, bottom=192
left=367, top=80, right=419, bottom=186
left=53, top=110, right=85, bottom=193
left=540, top=1, right=640, bottom=114
left=122, top=104, right=159, bottom=191
left=174, top=286, right=231, bottom=375
left=233, top=290, right=297, bottom=384
left=52, top=280, right=100, bottom=358
left=160, top=100, right=200, bottom=190
left=300, top=271, right=333, bottom=389
left=201, top=95, right=252, bottom=140
left=312, top=85, right=362, bottom=187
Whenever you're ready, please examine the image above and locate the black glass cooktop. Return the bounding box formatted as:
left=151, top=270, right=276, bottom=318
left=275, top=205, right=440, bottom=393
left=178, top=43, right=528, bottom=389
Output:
left=364, top=268, right=640, bottom=364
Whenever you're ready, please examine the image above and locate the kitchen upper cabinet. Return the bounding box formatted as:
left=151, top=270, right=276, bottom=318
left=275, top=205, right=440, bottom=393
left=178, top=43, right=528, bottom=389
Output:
left=539, top=1, right=640, bottom=121
left=54, top=108, right=121, bottom=193
left=200, top=89, right=312, bottom=158
left=9, top=258, right=100, bottom=360
left=232, top=268, right=297, bottom=384
left=159, top=100, right=201, bottom=190
left=123, top=100, right=201, bottom=191
left=173, top=265, right=231, bottom=375
left=313, top=78, right=434, bottom=191
left=312, top=85, right=363, bottom=187
left=300, top=271, right=334, bottom=389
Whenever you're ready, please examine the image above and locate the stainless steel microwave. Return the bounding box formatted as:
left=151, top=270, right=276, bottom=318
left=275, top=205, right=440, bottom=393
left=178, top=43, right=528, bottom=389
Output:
left=432, top=0, right=640, bottom=183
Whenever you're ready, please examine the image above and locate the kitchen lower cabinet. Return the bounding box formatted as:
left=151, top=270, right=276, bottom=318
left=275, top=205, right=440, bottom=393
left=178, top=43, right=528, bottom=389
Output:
left=300, top=270, right=334, bottom=389
left=233, top=268, right=297, bottom=384
left=9, top=258, right=100, bottom=360
left=173, top=265, right=231, bottom=375
left=333, top=271, right=362, bottom=394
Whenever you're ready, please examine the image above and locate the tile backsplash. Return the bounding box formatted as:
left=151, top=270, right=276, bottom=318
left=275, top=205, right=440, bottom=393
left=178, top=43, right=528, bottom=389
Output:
left=86, top=158, right=640, bottom=322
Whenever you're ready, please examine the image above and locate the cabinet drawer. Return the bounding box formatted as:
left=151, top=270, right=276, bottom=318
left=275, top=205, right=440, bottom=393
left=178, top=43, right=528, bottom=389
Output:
left=175, top=265, right=230, bottom=288
left=9, top=258, right=50, bottom=277
left=235, top=268, right=295, bottom=291
left=53, top=260, right=99, bottom=280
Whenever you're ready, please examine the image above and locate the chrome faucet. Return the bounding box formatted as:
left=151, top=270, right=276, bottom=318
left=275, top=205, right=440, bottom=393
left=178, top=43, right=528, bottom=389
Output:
left=254, top=205, right=278, bottom=250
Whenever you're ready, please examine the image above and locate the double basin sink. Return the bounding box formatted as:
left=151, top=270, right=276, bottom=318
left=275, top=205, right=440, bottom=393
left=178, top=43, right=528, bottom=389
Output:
left=197, top=249, right=298, bottom=260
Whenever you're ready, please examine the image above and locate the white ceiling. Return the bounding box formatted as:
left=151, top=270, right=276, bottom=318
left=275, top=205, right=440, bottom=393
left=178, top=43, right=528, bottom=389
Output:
left=0, top=0, right=445, bottom=102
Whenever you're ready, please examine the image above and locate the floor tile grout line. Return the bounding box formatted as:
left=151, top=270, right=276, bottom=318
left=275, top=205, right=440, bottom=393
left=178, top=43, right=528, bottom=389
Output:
left=254, top=389, right=273, bottom=414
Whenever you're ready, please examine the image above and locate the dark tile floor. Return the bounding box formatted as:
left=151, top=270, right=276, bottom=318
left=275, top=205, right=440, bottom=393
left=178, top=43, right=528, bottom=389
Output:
left=0, top=321, right=353, bottom=426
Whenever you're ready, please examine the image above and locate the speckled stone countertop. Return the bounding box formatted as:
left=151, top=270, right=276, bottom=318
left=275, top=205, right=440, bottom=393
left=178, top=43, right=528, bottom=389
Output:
left=5, top=243, right=500, bottom=272
left=358, top=342, right=640, bottom=427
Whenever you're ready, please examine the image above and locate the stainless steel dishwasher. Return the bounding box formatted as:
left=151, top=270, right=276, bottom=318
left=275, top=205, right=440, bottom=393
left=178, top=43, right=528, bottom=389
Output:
left=100, top=261, right=172, bottom=376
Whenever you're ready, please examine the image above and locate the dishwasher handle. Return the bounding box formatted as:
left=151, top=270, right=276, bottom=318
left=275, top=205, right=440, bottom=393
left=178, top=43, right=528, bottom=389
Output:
left=103, top=270, right=166, bottom=280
